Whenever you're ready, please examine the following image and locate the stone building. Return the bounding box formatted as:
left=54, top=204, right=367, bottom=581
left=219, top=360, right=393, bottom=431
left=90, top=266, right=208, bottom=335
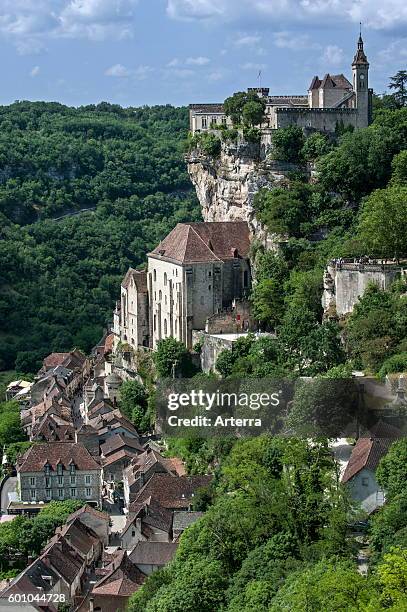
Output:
left=322, top=259, right=407, bottom=317
left=17, top=442, right=102, bottom=507
left=147, top=221, right=252, bottom=349
left=190, top=35, right=372, bottom=134
left=113, top=268, right=149, bottom=350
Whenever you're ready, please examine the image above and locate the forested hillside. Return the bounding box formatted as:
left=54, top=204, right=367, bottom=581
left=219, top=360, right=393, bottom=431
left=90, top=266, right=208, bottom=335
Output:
left=0, top=103, right=200, bottom=372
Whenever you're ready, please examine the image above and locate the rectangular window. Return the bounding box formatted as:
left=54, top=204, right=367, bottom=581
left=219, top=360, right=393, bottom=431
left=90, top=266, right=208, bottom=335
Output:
left=58, top=476, right=63, bottom=486
left=30, top=489, right=36, bottom=500
left=46, top=489, right=52, bottom=500
left=45, top=477, right=51, bottom=488
left=221, top=116, right=227, bottom=125
left=70, top=488, right=77, bottom=498
left=202, top=116, right=207, bottom=128
left=30, top=477, right=36, bottom=487
left=57, top=464, right=62, bottom=475
left=58, top=489, right=64, bottom=499
left=362, top=477, right=369, bottom=487
left=85, top=488, right=92, bottom=498
left=85, top=475, right=91, bottom=485
left=70, top=475, right=76, bottom=485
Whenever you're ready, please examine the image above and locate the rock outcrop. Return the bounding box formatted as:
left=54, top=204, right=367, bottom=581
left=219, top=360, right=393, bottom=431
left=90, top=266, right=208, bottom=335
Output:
left=186, top=137, right=302, bottom=250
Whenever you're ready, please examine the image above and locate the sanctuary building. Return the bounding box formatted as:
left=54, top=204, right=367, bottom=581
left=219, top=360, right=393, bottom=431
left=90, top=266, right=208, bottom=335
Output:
left=189, top=35, right=372, bottom=134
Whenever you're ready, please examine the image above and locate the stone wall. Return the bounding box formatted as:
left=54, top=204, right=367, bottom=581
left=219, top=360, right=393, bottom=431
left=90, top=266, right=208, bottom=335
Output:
left=322, top=260, right=405, bottom=317
left=192, top=331, right=235, bottom=373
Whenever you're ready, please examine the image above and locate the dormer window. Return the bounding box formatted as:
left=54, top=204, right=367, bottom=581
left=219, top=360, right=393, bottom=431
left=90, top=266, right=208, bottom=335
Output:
left=57, top=463, right=63, bottom=475
left=44, top=463, right=51, bottom=475
left=70, top=463, right=76, bottom=474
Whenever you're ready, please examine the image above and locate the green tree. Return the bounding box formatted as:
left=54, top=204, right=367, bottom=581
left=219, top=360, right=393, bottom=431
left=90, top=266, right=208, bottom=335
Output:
left=118, top=379, right=148, bottom=430
left=357, top=185, right=407, bottom=259
left=377, top=547, right=407, bottom=608
left=272, top=127, right=305, bottom=163
left=153, top=337, right=195, bottom=378
left=242, top=100, right=266, bottom=128
left=377, top=439, right=407, bottom=500
left=389, top=70, right=407, bottom=107
left=269, top=560, right=377, bottom=611
left=301, top=132, right=331, bottom=161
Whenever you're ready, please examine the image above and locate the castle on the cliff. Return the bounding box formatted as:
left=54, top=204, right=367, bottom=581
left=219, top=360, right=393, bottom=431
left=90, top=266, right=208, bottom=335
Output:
left=190, top=35, right=372, bottom=134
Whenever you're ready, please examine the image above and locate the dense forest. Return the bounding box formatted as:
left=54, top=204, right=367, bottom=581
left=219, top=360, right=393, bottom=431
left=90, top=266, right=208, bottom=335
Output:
left=0, top=102, right=200, bottom=372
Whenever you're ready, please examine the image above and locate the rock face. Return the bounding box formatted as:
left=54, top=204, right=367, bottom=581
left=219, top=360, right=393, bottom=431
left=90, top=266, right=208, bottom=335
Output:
left=186, top=138, right=300, bottom=249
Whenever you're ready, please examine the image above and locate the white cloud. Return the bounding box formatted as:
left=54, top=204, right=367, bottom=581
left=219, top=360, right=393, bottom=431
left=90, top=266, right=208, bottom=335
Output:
left=322, top=44, right=344, bottom=66
left=0, top=0, right=139, bottom=53
left=105, top=63, right=131, bottom=77
left=234, top=33, right=261, bottom=46
left=166, top=0, right=407, bottom=31
left=207, top=70, right=224, bottom=81
left=186, top=56, right=210, bottom=65
left=134, top=64, right=153, bottom=79
left=273, top=31, right=320, bottom=51
left=30, top=65, right=40, bottom=77
left=166, top=67, right=195, bottom=78
left=240, top=62, right=266, bottom=71
left=167, top=58, right=180, bottom=67
left=376, top=38, right=407, bottom=67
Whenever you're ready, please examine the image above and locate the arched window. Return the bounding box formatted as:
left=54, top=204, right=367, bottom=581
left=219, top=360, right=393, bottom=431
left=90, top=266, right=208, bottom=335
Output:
left=159, top=290, right=162, bottom=301
left=164, top=319, right=168, bottom=335
left=153, top=269, right=157, bottom=282
left=164, top=272, right=167, bottom=286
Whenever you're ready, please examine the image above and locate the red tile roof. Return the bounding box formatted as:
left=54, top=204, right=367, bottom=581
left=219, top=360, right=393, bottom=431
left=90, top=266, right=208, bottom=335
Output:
left=130, top=474, right=213, bottom=510
left=91, top=550, right=146, bottom=597
left=18, top=442, right=101, bottom=472
left=149, top=222, right=250, bottom=264
left=43, top=353, right=70, bottom=369
left=342, top=438, right=393, bottom=483
left=101, top=433, right=144, bottom=457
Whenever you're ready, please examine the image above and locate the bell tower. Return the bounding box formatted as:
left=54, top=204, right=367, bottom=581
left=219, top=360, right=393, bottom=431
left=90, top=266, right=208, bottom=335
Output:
left=352, top=26, right=370, bottom=127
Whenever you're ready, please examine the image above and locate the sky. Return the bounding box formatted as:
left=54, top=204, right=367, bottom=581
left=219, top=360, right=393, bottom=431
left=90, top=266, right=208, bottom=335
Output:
left=0, top=0, right=406, bottom=108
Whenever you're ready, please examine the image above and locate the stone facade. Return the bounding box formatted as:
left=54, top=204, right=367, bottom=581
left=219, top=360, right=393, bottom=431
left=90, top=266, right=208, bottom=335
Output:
left=189, top=36, right=371, bottom=134
left=113, top=269, right=149, bottom=351
left=147, top=222, right=252, bottom=349
left=322, top=259, right=406, bottom=317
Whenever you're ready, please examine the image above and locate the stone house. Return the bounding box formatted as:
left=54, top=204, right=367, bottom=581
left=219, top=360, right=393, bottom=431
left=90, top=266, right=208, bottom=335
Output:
left=172, top=511, right=204, bottom=540
left=123, top=449, right=186, bottom=507
left=66, top=504, right=110, bottom=545
left=322, top=258, right=407, bottom=317
left=129, top=474, right=213, bottom=512
left=121, top=497, right=173, bottom=550
left=190, top=35, right=371, bottom=134
left=89, top=549, right=146, bottom=612
left=100, top=432, right=144, bottom=458
left=102, top=449, right=138, bottom=483
left=41, top=536, right=85, bottom=601
left=113, top=268, right=149, bottom=351
left=342, top=423, right=401, bottom=513
left=0, top=558, right=62, bottom=610
left=148, top=221, right=251, bottom=349
left=17, top=442, right=102, bottom=506
left=128, top=541, right=178, bottom=575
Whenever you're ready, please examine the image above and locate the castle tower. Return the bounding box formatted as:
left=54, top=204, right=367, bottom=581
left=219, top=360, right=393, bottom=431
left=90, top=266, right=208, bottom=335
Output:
left=352, top=31, right=371, bottom=127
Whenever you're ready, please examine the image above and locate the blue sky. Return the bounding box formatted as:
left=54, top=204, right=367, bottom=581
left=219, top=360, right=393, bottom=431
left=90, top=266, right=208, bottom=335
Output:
left=0, top=0, right=406, bottom=108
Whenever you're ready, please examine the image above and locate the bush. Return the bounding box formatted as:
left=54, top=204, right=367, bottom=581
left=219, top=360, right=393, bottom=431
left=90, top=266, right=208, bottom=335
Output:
left=272, top=127, right=305, bottom=163
left=378, top=352, right=407, bottom=379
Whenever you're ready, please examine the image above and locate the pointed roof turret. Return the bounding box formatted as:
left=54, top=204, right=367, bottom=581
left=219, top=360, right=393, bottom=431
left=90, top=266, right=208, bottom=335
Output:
left=352, top=28, right=369, bottom=66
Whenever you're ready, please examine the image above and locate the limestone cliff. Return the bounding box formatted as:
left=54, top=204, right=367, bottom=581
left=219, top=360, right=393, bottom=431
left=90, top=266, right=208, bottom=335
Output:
left=186, top=138, right=301, bottom=249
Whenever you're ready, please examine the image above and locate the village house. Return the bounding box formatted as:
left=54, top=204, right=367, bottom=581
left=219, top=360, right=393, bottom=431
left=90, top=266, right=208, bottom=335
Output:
left=121, top=497, right=173, bottom=550
left=123, top=448, right=186, bottom=506
left=190, top=35, right=372, bottom=134
left=0, top=557, right=62, bottom=610
left=129, top=474, right=213, bottom=512
left=16, top=442, right=102, bottom=507
left=342, top=423, right=402, bottom=513
left=172, top=510, right=204, bottom=540
left=113, top=268, right=150, bottom=351
left=100, top=432, right=144, bottom=458
left=66, top=504, right=110, bottom=546
left=128, top=541, right=178, bottom=575
left=89, top=549, right=146, bottom=612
